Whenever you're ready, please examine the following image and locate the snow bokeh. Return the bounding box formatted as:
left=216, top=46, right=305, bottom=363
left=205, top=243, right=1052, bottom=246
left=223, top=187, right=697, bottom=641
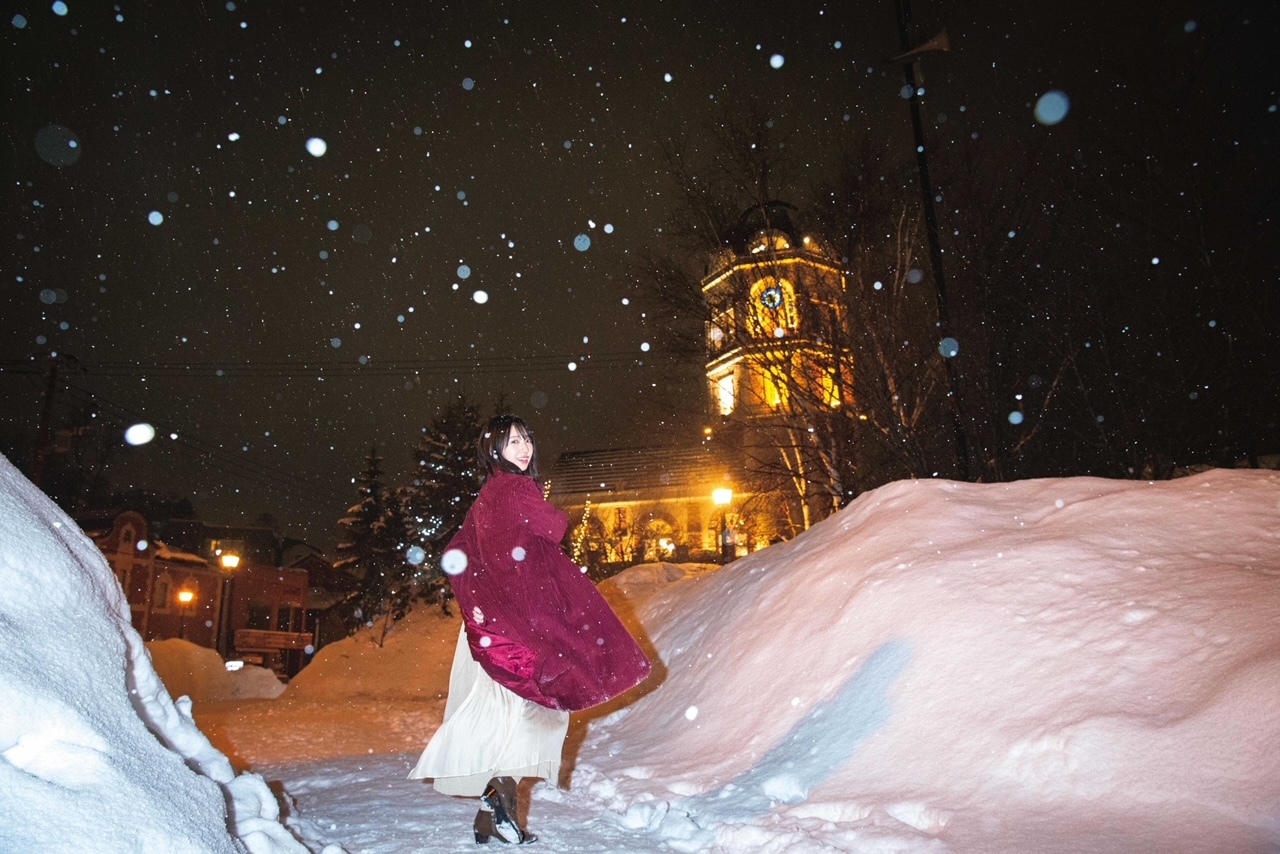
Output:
left=4, top=448, right=1279, bottom=851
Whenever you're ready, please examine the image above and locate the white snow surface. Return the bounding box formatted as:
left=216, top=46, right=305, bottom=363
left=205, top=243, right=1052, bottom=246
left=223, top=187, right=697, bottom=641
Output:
left=0, top=455, right=312, bottom=854
left=4, top=450, right=1280, bottom=852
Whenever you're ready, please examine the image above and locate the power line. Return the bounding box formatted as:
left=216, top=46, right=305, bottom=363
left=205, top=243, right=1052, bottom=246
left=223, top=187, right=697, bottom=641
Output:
left=0, top=350, right=673, bottom=380
left=56, top=381, right=351, bottom=509
left=2, top=349, right=685, bottom=522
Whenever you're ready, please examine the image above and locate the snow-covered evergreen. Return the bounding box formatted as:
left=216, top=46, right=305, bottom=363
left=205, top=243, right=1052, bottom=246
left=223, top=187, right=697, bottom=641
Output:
left=334, top=446, right=403, bottom=641
left=403, top=398, right=482, bottom=611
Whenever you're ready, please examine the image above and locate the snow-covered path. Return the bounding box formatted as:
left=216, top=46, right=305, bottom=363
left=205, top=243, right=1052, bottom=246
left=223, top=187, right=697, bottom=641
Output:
left=254, top=754, right=677, bottom=854
left=196, top=693, right=715, bottom=854
left=221, top=741, right=1280, bottom=854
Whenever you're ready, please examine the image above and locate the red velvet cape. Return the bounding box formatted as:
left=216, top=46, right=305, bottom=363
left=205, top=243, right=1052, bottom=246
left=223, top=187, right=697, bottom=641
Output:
left=445, top=471, right=652, bottom=711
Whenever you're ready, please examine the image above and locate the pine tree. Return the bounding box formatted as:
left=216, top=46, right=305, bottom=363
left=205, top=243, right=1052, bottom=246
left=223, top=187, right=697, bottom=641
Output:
left=404, top=397, right=483, bottom=613
left=335, top=446, right=402, bottom=641
left=375, top=485, right=419, bottom=635
left=334, top=399, right=490, bottom=640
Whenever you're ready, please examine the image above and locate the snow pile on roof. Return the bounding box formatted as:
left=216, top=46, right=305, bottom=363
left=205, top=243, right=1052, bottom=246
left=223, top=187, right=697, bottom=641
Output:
left=575, top=471, right=1280, bottom=852
left=0, top=454, right=315, bottom=854
left=153, top=540, right=211, bottom=564
left=147, top=639, right=286, bottom=703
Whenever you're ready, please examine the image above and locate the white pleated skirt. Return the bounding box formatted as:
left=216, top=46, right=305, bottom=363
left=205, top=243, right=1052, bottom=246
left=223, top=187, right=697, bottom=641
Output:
left=409, top=626, right=570, bottom=796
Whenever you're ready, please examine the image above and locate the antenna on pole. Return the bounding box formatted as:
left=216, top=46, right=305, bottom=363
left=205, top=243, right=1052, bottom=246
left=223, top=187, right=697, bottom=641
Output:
left=888, top=30, right=951, bottom=65
left=891, top=1, right=971, bottom=479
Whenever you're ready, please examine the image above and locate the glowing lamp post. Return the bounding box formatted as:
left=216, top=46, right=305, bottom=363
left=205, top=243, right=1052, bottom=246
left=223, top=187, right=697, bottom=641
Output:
left=176, top=588, right=195, bottom=639
left=713, top=487, right=734, bottom=564
left=216, top=552, right=241, bottom=657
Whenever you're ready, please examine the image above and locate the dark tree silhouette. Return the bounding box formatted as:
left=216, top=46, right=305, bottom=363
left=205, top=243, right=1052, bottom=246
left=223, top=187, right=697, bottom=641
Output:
left=334, top=446, right=402, bottom=644
left=402, top=397, right=483, bottom=614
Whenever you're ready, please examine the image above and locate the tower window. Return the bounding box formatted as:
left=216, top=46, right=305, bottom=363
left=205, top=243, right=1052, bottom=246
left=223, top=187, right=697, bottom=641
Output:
left=821, top=371, right=841, bottom=407
left=153, top=575, right=172, bottom=613
left=761, top=370, right=787, bottom=408
left=716, top=374, right=736, bottom=415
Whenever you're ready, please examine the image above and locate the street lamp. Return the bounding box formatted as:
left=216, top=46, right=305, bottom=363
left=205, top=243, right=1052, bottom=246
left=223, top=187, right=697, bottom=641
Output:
left=713, top=487, right=734, bottom=564
left=215, top=552, right=241, bottom=657
left=176, top=588, right=195, bottom=639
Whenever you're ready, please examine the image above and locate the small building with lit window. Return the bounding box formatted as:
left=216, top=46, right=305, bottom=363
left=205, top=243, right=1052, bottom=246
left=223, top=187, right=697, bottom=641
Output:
left=150, top=520, right=316, bottom=676
left=88, top=513, right=319, bottom=674
left=89, top=511, right=224, bottom=648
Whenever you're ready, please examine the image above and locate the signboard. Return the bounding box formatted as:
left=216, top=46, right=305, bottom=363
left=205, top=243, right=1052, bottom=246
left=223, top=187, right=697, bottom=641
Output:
left=234, top=629, right=312, bottom=651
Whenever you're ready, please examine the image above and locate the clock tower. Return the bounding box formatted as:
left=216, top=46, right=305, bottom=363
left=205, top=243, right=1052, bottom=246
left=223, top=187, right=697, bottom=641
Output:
left=703, top=202, right=851, bottom=421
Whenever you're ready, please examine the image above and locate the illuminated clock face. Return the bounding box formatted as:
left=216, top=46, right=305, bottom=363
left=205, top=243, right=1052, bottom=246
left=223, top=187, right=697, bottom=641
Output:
left=760, top=286, right=783, bottom=309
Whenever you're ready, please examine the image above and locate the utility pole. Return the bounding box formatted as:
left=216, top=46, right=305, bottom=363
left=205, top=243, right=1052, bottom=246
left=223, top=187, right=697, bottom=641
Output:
left=891, top=0, right=972, bottom=479
left=30, top=355, right=60, bottom=489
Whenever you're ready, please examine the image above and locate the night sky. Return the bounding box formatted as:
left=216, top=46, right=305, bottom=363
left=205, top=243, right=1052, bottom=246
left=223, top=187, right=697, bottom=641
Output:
left=3, top=1, right=1275, bottom=549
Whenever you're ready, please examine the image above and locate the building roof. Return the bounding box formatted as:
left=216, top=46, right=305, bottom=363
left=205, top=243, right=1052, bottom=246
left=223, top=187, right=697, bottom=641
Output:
left=163, top=520, right=284, bottom=565
left=152, top=541, right=211, bottom=565
left=548, top=444, right=740, bottom=502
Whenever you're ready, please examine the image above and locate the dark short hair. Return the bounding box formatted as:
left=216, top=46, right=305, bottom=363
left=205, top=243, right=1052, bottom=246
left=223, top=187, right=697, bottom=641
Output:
left=476, top=414, right=539, bottom=482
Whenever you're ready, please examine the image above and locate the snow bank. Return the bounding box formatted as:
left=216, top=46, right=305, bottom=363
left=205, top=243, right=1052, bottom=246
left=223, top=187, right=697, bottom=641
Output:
left=283, top=605, right=460, bottom=703
left=0, top=454, right=313, bottom=854
left=147, top=639, right=286, bottom=703
left=574, top=471, right=1280, bottom=851
left=599, top=561, right=720, bottom=603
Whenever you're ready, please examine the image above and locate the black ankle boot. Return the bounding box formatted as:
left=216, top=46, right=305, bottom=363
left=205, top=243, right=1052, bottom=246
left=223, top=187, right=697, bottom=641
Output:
left=473, top=807, right=500, bottom=844
left=479, top=777, right=536, bottom=844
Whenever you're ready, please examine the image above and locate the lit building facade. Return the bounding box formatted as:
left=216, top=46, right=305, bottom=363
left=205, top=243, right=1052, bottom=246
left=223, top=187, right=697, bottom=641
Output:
left=93, top=511, right=221, bottom=647
left=703, top=202, right=855, bottom=533
left=547, top=445, right=755, bottom=576
left=549, top=204, right=853, bottom=569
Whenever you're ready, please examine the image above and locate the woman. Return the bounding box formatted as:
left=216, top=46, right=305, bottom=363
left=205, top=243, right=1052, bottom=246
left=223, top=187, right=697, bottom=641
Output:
left=409, top=414, right=652, bottom=844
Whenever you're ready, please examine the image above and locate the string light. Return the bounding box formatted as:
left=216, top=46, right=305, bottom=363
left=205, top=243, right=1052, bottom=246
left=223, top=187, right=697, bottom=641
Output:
left=571, top=499, right=593, bottom=564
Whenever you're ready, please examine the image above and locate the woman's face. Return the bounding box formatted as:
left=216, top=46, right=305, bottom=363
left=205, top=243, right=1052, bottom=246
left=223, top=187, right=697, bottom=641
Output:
left=501, top=425, right=533, bottom=471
